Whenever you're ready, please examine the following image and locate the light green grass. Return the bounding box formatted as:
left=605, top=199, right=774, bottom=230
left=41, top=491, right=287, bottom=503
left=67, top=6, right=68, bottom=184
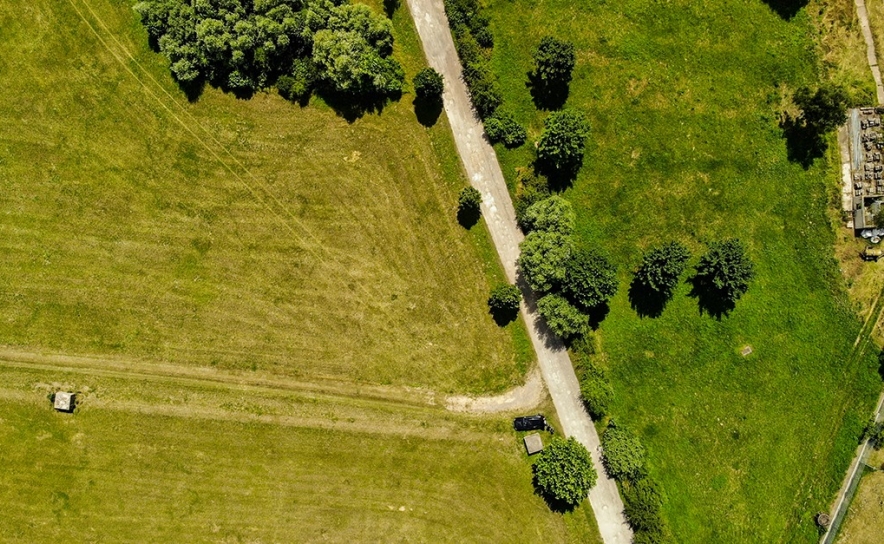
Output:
left=0, top=362, right=601, bottom=542
left=0, top=0, right=533, bottom=394
left=482, top=0, right=880, bottom=541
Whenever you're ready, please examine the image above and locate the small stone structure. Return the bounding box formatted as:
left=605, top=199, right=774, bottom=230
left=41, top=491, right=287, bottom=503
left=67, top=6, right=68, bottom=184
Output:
left=816, top=511, right=831, bottom=528
left=740, top=345, right=753, bottom=357
left=53, top=392, right=74, bottom=413
left=524, top=433, right=543, bottom=455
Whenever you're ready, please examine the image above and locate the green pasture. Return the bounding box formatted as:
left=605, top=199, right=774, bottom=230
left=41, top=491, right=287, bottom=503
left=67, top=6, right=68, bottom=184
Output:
left=483, top=0, right=880, bottom=540
left=0, top=0, right=533, bottom=394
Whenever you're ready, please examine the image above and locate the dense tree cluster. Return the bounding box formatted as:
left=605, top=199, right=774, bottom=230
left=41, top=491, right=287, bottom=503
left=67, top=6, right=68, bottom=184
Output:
left=134, top=0, right=403, bottom=97
left=533, top=436, right=597, bottom=508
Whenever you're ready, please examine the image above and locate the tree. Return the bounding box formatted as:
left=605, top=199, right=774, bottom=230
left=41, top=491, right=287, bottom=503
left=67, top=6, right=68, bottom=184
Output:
left=533, top=436, right=598, bottom=508
left=621, top=477, right=667, bottom=538
left=519, top=195, right=575, bottom=236
left=458, top=186, right=482, bottom=215
left=484, top=110, right=527, bottom=148
left=601, top=424, right=647, bottom=481
left=694, top=239, right=754, bottom=304
left=413, top=67, right=444, bottom=101
left=533, top=36, right=576, bottom=85
left=536, top=294, right=587, bottom=340
left=312, top=29, right=404, bottom=95
left=517, top=231, right=572, bottom=293
left=634, top=242, right=691, bottom=297
left=488, top=284, right=522, bottom=324
left=514, top=169, right=551, bottom=230
left=563, top=248, right=618, bottom=311
left=580, top=373, right=613, bottom=419
left=794, top=84, right=849, bottom=133
left=536, top=109, right=590, bottom=175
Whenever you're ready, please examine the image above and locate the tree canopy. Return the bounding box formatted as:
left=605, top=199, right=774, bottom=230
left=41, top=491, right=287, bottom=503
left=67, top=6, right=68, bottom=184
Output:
left=601, top=424, right=647, bottom=482
left=794, top=84, right=849, bottom=133
left=533, top=436, right=597, bottom=508
left=519, top=195, right=575, bottom=236
left=536, top=109, right=590, bottom=175
left=694, top=239, right=755, bottom=303
left=413, top=67, right=444, bottom=101
left=563, top=248, right=618, bottom=311
left=634, top=242, right=691, bottom=296
left=488, top=284, right=521, bottom=314
left=134, top=0, right=403, bottom=97
left=517, top=231, right=572, bottom=293
left=533, top=36, right=576, bottom=85
left=537, top=294, right=586, bottom=340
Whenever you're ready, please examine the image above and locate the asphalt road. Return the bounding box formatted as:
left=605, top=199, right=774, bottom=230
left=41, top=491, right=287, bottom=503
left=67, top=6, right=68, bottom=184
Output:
left=403, top=0, right=633, bottom=541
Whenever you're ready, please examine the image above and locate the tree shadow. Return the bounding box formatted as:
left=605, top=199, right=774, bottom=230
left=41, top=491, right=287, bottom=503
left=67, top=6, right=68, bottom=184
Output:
left=383, top=0, right=400, bottom=17
left=177, top=78, right=206, bottom=103
left=413, top=96, right=443, bottom=127
left=627, top=279, right=669, bottom=318
left=457, top=206, right=481, bottom=229
left=586, top=302, right=610, bottom=331
left=532, top=159, right=580, bottom=192
left=780, top=113, right=826, bottom=169
left=489, top=305, right=519, bottom=326
left=687, top=275, right=736, bottom=320
left=317, top=88, right=401, bottom=123
left=526, top=71, right=570, bottom=111
left=878, top=349, right=884, bottom=382
left=760, top=0, right=809, bottom=20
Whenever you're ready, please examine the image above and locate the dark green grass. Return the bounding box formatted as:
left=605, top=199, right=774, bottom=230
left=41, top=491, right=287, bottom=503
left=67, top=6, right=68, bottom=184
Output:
left=483, top=0, right=880, bottom=541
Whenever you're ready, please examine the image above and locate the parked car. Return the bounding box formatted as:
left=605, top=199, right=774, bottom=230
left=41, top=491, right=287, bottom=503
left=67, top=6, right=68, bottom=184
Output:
left=513, top=414, right=547, bottom=432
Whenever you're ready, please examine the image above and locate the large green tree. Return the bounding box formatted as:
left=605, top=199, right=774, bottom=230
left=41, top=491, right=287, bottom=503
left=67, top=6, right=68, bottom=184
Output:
left=601, top=424, right=647, bottom=482
left=634, top=242, right=691, bottom=297
left=563, top=248, right=618, bottom=311
left=532, top=36, right=576, bottom=85
left=536, top=109, right=590, bottom=175
left=517, top=231, right=572, bottom=293
left=694, top=239, right=754, bottom=304
left=794, top=84, right=849, bottom=133
left=533, top=436, right=597, bottom=508
left=519, top=195, right=575, bottom=236
left=536, top=294, right=586, bottom=340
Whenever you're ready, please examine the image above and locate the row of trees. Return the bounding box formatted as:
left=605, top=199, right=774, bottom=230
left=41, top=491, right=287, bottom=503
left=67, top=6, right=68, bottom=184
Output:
left=135, top=0, right=404, bottom=98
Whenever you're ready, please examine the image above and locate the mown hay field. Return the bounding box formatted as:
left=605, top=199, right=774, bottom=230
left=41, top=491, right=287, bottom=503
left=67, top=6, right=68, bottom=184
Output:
left=483, top=0, right=880, bottom=540
left=0, top=0, right=535, bottom=394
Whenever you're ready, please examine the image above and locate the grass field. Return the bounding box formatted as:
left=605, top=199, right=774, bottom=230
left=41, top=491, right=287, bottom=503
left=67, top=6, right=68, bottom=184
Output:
left=0, top=0, right=533, bottom=394
left=835, top=447, right=884, bottom=544
left=482, top=0, right=881, bottom=540
left=0, top=358, right=602, bottom=543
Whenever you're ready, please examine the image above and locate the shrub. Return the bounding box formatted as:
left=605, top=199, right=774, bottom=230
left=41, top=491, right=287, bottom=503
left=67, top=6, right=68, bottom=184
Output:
left=563, top=248, right=618, bottom=311
left=536, top=294, right=587, bottom=340
left=580, top=373, right=613, bottom=419
left=520, top=195, right=575, bottom=236
left=533, top=36, right=576, bottom=85
left=602, top=424, right=647, bottom=481
left=517, top=231, right=572, bottom=293
left=413, top=67, right=444, bottom=101
left=533, top=436, right=597, bottom=508
left=458, top=186, right=482, bottom=215
left=484, top=110, right=527, bottom=147
left=634, top=242, right=691, bottom=296
left=694, top=239, right=754, bottom=303
left=536, top=109, right=590, bottom=175
left=621, top=477, right=668, bottom=539
left=488, top=284, right=522, bottom=314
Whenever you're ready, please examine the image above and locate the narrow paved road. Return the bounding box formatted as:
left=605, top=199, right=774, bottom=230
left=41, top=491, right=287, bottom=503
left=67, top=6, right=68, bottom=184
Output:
left=404, top=0, right=632, bottom=541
